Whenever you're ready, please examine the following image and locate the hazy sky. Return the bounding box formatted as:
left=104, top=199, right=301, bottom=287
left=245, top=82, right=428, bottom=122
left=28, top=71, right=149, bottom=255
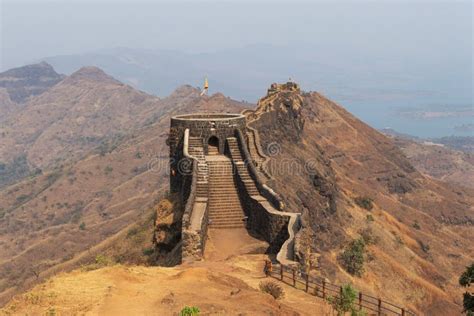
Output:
left=1, top=0, right=472, bottom=137
left=1, top=0, right=472, bottom=71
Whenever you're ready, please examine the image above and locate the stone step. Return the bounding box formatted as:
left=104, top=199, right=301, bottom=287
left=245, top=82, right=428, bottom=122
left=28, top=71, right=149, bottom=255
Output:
left=208, top=201, right=241, bottom=205
left=209, top=217, right=245, bottom=223
left=208, top=193, right=239, bottom=196
left=209, top=205, right=243, bottom=209
left=208, top=186, right=239, bottom=190
left=207, top=167, right=234, bottom=171
left=208, top=195, right=240, bottom=199
left=209, top=218, right=244, bottom=222
left=209, top=212, right=244, bottom=216
left=209, top=208, right=243, bottom=213
left=209, top=209, right=244, bottom=213
left=209, top=215, right=244, bottom=219
left=209, top=202, right=241, bottom=206
left=209, top=205, right=243, bottom=210
left=209, top=223, right=245, bottom=228
left=209, top=209, right=243, bottom=213
left=209, top=211, right=245, bottom=215
left=209, top=187, right=237, bottom=191
left=208, top=197, right=240, bottom=201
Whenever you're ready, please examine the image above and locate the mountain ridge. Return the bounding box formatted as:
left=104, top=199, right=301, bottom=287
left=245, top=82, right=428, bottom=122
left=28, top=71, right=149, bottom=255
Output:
left=0, top=61, right=64, bottom=103
left=249, top=85, right=473, bottom=313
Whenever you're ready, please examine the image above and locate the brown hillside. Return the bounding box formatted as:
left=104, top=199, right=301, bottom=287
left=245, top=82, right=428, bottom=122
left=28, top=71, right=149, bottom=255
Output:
left=249, top=86, right=473, bottom=314
left=1, top=68, right=472, bottom=315
left=0, top=66, right=162, bottom=171
left=388, top=136, right=474, bottom=189
left=0, top=67, right=250, bottom=305
left=0, top=89, right=16, bottom=121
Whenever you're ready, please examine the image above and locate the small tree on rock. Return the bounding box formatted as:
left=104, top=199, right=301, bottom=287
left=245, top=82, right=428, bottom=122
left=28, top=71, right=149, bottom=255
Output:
left=327, top=284, right=366, bottom=316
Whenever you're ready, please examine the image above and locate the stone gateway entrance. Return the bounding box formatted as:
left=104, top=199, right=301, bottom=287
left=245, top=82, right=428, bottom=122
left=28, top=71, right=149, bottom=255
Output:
left=207, top=136, right=219, bottom=155
left=167, top=112, right=300, bottom=264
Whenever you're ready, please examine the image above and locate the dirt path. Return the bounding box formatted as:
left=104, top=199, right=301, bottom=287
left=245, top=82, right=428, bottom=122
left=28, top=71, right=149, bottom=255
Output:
left=2, top=229, right=331, bottom=315
left=204, top=228, right=268, bottom=261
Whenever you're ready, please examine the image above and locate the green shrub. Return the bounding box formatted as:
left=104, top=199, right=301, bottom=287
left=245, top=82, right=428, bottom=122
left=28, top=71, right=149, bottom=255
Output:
left=47, top=307, right=56, bottom=316
left=339, top=238, right=366, bottom=277
left=327, top=284, right=366, bottom=316
left=459, top=263, right=474, bottom=315
left=104, top=166, right=113, bottom=175
left=259, top=280, right=285, bottom=299
left=16, top=194, right=31, bottom=204
left=142, top=247, right=154, bottom=256
left=179, top=306, right=200, bottom=316
left=366, top=214, right=374, bottom=222
left=79, top=222, right=86, bottom=230
left=81, top=254, right=114, bottom=271
left=126, top=227, right=139, bottom=238
left=354, top=196, right=373, bottom=211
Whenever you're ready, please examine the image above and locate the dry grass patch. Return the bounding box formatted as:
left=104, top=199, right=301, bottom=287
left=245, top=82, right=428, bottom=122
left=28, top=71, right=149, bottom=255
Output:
left=259, top=280, right=285, bottom=299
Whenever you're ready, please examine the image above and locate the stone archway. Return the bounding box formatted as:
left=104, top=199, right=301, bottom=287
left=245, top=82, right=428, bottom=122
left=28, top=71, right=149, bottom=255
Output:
left=208, top=136, right=219, bottom=155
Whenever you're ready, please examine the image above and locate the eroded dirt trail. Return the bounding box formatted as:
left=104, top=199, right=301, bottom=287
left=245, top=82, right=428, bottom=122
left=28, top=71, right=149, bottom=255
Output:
left=204, top=228, right=268, bottom=261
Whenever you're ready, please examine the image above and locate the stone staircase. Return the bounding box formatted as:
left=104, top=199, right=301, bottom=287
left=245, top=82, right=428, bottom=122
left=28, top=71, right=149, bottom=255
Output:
left=206, top=155, right=246, bottom=229
left=226, top=137, right=259, bottom=196
left=208, top=144, right=219, bottom=155
left=188, top=137, right=208, bottom=198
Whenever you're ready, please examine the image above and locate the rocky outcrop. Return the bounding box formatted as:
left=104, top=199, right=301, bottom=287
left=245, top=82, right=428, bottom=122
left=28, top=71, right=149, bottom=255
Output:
left=249, top=82, right=305, bottom=142
left=247, top=83, right=345, bottom=260
left=0, top=62, right=64, bottom=103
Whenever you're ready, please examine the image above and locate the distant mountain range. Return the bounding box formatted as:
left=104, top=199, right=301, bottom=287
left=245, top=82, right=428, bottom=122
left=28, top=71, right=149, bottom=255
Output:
left=40, top=46, right=471, bottom=103
left=37, top=46, right=473, bottom=138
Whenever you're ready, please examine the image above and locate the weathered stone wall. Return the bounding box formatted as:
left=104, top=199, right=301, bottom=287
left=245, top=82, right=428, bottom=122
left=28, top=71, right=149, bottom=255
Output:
left=180, top=131, right=209, bottom=262
left=169, top=113, right=247, bottom=193
left=233, top=130, right=301, bottom=263
left=235, top=175, right=290, bottom=254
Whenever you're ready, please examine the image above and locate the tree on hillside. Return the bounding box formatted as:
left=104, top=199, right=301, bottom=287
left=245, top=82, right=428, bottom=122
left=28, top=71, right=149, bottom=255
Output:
left=326, top=284, right=366, bottom=316
left=339, top=238, right=366, bottom=277
left=460, top=263, right=474, bottom=315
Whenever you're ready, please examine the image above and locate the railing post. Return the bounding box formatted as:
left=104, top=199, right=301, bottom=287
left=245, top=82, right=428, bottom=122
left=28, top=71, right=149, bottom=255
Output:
left=322, top=280, right=326, bottom=299
left=401, top=308, right=405, bottom=316
left=358, top=292, right=362, bottom=310
left=305, top=274, right=309, bottom=292
left=280, top=265, right=284, bottom=281
left=292, top=268, right=296, bottom=287
left=378, top=298, right=382, bottom=316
